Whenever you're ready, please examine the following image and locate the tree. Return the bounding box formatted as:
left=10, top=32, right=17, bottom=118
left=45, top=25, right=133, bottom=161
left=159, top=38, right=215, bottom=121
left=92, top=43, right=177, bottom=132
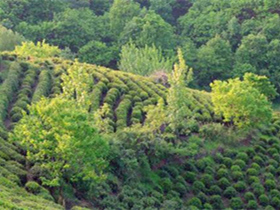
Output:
left=0, top=0, right=65, bottom=27
left=235, top=34, right=268, bottom=71
left=78, top=41, right=117, bottom=66
left=10, top=97, right=109, bottom=187
left=119, top=10, right=176, bottom=55
left=50, top=8, right=103, bottom=52
left=211, top=73, right=274, bottom=130
left=14, top=40, right=61, bottom=58
left=149, top=0, right=175, bottom=24
left=167, top=48, right=193, bottom=134
left=0, top=25, right=25, bottom=51
left=196, top=36, right=233, bottom=88
left=108, top=0, right=141, bottom=38
left=118, top=42, right=173, bottom=76
left=61, top=61, right=94, bottom=110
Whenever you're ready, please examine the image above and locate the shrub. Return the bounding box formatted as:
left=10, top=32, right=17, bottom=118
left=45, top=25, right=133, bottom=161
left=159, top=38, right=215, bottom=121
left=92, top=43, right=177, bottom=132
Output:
left=197, top=192, right=208, bottom=204
left=244, top=192, right=255, bottom=201
left=266, top=165, right=276, bottom=175
left=223, top=157, right=233, bottom=168
left=209, top=195, right=223, bottom=209
left=248, top=176, right=260, bottom=185
left=196, top=157, right=214, bottom=172
left=268, top=159, right=278, bottom=168
left=187, top=197, right=202, bottom=209
left=204, top=166, right=215, bottom=175
left=160, top=178, right=172, bottom=193
left=252, top=183, right=265, bottom=197
left=216, top=168, right=228, bottom=179
left=25, top=181, right=43, bottom=194
left=233, top=159, right=246, bottom=170
left=233, top=181, right=246, bottom=192
left=224, top=186, right=237, bottom=199
left=185, top=172, right=196, bottom=183
left=231, top=165, right=241, bottom=172
left=247, top=168, right=259, bottom=176
left=271, top=197, right=280, bottom=208
left=236, top=152, right=249, bottom=163
left=259, top=194, right=269, bottom=206
left=232, top=171, right=244, bottom=181
left=251, top=163, right=261, bottom=171
left=218, top=177, right=230, bottom=190
left=223, top=149, right=237, bottom=158
left=265, top=179, right=276, bottom=191
left=201, top=174, right=214, bottom=188
left=230, top=197, right=243, bottom=209
left=253, top=155, right=265, bottom=166
left=208, top=185, right=222, bottom=196
left=174, top=182, right=187, bottom=196
left=247, top=200, right=258, bottom=209
left=192, top=181, right=206, bottom=194
left=203, top=203, right=213, bottom=210
left=270, top=190, right=280, bottom=199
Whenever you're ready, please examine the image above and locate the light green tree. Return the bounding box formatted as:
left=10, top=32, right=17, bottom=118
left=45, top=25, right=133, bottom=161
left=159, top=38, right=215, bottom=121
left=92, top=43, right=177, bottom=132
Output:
left=118, top=42, right=173, bottom=76
left=61, top=61, right=94, bottom=110
left=167, top=48, right=193, bottom=134
left=14, top=40, right=60, bottom=58
left=0, top=25, right=25, bottom=51
left=211, top=73, right=274, bottom=129
left=10, top=97, right=109, bottom=187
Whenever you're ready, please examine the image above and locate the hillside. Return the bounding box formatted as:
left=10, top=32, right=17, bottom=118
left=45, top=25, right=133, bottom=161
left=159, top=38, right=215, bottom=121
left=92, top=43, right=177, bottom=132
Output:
left=1, top=52, right=280, bottom=209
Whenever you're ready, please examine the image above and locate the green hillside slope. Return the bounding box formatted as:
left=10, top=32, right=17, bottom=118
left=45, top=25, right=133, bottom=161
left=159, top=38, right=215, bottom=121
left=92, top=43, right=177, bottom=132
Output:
left=2, top=52, right=280, bottom=209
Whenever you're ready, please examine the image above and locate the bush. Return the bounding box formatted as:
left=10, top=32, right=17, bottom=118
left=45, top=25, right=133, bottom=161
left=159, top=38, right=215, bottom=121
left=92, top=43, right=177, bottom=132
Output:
left=236, top=152, right=249, bottom=163
left=271, top=197, right=280, bottom=208
left=197, top=192, right=208, bottom=204
left=201, top=174, right=214, bottom=188
left=230, top=197, right=243, bottom=209
left=187, top=197, right=202, bottom=209
left=264, top=179, right=276, bottom=191
left=25, top=181, right=42, bottom=194
left=251, top=163, right=261, bottom=171
left=244, top=192, right=255, bottom=201
left=218, top=177, right=230, bottom=190
left=247, top=168, right=259, bottom=176
left=223, top=157, right=233, bottom=168
left=233, top=181, right=246, bottom=192
left=192, top=181, right=206, bottom=194
left=232, top=171, right=244, bottom=181
left=248, top=176, right=260, bottom=185
left=233, top=159, right=246, bottom=170
left=270, top=190, right=280, bottom=199
left=203, top=203, right=213, bottom=210
left=209, top=195, right=223, bottom=209
left=252, top=183, right=265, bottom=197
left=259, top=194, right=269, bottom=206
left=160, top=178, right=172, bottom=193
left=224, top=186, right=237, bottom=199
left=216, top=168, right=228, bottom=179
left=208, top=185, right=222, bottom=196
left=231, top=165, right=241, bottom=172
left=185, top=172, right=196, bottom=183
left=247, top=200, right=258, bottom=209
left=266, top=165, right=276, bottom=175
left=253, top=155, right=265, bottom=166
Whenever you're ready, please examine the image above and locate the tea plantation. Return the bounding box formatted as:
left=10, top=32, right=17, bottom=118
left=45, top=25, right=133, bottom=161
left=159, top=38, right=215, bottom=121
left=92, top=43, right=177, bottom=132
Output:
left=1, top=52, right=280, bottom=209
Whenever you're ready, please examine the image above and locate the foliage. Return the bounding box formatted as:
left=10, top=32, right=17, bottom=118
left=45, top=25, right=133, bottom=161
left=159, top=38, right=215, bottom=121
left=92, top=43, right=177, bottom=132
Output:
left=118, top=41, right=173, bottom=75
left=78, top=41, right=116, bottom=66
left=0, top=25, right=25, bottom=52
left=167, top=48, right=194, bottom=134
left=14, top=40, right=60, bottom=58
left=10, top=97, right=109, bottom=187
left=211, top=74, right=273, bottom=129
